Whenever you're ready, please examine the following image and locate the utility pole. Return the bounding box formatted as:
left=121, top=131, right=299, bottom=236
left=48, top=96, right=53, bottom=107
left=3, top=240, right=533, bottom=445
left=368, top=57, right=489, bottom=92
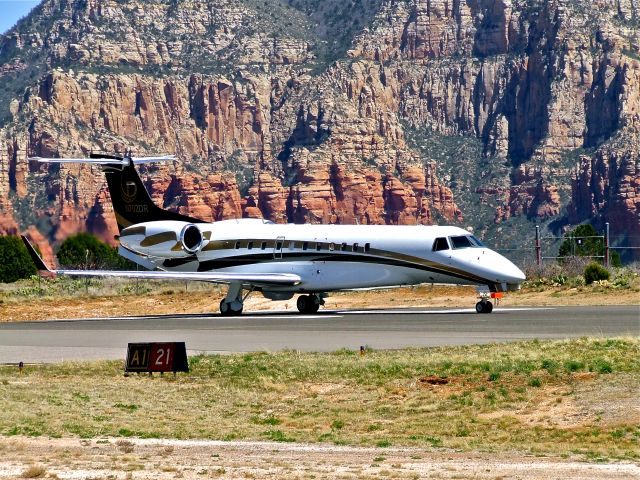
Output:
left=604, top=222, right=610, bottom=268
left=535, top=225, right=541, bottom=266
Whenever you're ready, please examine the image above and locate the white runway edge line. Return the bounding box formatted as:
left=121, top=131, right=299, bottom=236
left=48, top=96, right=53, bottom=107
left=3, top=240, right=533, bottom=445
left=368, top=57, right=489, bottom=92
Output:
left=334, top=307, right=557, bottom=315
left=16, top=308, right=556, bottom=323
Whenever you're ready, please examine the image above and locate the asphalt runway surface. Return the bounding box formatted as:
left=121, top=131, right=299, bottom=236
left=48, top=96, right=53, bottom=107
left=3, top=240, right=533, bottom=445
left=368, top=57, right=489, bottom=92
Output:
left=0, top=305, right=638, bottom=363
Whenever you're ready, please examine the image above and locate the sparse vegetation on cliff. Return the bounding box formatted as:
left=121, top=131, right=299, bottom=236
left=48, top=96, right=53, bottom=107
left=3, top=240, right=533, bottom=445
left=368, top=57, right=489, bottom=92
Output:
left=0, top=0, right=638, bottom=261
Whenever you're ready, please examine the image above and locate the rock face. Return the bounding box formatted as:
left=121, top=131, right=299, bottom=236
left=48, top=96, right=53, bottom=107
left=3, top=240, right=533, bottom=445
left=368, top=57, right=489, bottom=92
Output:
left=568, top=134, right=640, bottom=245
left=0, top=0, right=638, bottom=258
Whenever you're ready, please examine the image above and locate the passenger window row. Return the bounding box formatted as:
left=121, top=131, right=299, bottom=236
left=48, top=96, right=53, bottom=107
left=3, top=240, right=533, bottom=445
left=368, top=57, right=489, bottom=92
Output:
left=233, top=241, right=371, bottom=252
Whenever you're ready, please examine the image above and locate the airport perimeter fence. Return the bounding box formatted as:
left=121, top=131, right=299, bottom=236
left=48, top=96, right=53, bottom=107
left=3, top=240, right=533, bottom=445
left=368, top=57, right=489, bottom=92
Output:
left=493, top=223, right=640, bottom=272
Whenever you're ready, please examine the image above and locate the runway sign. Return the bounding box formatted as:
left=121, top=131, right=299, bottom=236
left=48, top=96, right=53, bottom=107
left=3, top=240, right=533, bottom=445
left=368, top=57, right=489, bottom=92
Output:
left=125, top=342, right=189, bottom=373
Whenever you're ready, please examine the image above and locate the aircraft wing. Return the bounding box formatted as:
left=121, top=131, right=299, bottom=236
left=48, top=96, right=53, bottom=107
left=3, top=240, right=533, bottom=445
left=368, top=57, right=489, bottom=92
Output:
left=29, top=155, right=176, bottom=165
left=21, top=236, right=300, bottom=286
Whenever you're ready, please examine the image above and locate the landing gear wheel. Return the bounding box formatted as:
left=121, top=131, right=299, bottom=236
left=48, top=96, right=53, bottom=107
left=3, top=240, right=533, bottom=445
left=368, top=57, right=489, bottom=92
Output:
left=297, top=295, right=310, bottom=313
left=220, top=300, right=243, bottom=316
left=475, top=301, right=493, bottom=314
left=220, top=299, right=230, bottom=315
left=297, top=295, right=320, bottom=314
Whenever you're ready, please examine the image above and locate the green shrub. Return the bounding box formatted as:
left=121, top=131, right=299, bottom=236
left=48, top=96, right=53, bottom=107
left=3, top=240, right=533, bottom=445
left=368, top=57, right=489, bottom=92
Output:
left=0, top=235, right=37, bottom=283
left=612, top=269, right=638, bottom=288
left=591, top=359, right=613, bottom=374
left=610, top=250, right=622, bottom=268
left=564, top=360, right=584, bottom=372
left=541, top=359, right=558, bottom=374
left=583, top=262, right=610, bottom=284
left=528, top=377, right=542, bottom=388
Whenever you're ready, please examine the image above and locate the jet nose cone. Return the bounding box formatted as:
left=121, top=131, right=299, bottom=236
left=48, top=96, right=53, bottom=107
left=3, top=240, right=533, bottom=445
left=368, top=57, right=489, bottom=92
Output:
left=503, top=263, right=526, bottom=291
left=511, top=265, right=526, bottom=282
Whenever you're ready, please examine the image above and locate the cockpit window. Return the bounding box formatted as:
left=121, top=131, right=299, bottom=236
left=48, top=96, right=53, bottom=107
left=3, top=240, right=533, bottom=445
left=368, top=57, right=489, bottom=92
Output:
left=469, top=235, right=485, bottom=247
left=432, top=237, right=450, bottom=251
left=450, top=236, right=474, bottom=249
left=450, top=235, right=485, bottom=249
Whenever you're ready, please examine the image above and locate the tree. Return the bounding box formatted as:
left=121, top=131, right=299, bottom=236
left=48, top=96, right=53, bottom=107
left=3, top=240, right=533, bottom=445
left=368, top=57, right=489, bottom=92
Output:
left=57, top=233, right=130, bottom=269
left=0, top=235, right=37, bottom=283
left=558, top=224, right=603, bottom=260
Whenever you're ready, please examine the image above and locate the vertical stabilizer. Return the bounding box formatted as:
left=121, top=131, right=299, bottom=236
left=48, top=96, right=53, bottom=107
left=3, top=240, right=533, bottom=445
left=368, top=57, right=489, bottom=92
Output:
left=30, top=153, right=202, bottom=232
left=100, top=158, right=201, bottom=232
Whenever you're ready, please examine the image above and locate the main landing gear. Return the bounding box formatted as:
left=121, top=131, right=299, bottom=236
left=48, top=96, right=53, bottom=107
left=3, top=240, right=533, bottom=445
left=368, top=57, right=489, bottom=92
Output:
left=219, top=282, right=248, bottom=317
left=475, top=300, right=493, bottom=314
left=296, top=294, right=324, bottom=314
left=220, top=298, right=243, bottom=316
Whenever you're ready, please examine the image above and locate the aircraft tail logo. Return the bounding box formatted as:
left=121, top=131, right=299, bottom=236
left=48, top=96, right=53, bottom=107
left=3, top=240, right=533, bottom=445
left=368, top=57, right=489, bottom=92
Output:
left=121, top=180, right=138, bottom=204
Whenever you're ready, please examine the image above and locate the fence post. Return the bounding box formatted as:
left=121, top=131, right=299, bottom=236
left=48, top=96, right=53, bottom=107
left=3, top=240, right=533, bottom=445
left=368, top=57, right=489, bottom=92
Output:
left=604, top=222, right=610, bottom=268
left=535, top=225, right=541, bottom=266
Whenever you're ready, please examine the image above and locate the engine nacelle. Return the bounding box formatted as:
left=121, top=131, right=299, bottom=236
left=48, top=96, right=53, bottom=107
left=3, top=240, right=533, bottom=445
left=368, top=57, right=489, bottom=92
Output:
left=119, top=220, right=206, bottom=258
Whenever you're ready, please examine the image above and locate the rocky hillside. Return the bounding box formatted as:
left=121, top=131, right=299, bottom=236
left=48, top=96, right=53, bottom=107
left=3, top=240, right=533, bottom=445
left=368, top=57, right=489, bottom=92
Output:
left=0, top=0, right=638, bottom=264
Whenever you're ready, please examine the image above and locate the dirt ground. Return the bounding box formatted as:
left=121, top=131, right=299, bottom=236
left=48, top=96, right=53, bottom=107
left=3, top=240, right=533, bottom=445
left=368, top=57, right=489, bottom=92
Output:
left=1, top=283, right=638, bottom=322
left=1, top=437, right=638, bottom=480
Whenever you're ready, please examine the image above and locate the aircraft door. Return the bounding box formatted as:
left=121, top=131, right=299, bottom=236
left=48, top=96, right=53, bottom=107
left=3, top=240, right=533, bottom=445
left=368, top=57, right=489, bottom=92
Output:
left=273, top=236, right=285, bottom=259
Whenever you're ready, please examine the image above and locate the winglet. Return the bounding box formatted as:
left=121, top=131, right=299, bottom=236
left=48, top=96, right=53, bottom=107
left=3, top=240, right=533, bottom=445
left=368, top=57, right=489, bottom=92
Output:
left=20, top=235, right=53, bottom=272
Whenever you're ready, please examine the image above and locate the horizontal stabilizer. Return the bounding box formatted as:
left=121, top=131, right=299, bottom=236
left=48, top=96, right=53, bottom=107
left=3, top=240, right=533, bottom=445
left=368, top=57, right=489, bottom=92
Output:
left=28, top=155, right=176, bottom=165
left=21, top=235, right=52, bottom=272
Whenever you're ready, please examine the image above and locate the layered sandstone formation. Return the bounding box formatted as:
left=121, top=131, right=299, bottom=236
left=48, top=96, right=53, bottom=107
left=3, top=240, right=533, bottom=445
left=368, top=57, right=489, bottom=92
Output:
left=0, top=0, right=638, bottom=257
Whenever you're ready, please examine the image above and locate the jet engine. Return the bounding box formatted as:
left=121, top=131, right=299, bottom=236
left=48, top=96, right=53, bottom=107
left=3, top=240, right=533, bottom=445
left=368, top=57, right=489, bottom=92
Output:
left=119, top=220, right=207, bottom=258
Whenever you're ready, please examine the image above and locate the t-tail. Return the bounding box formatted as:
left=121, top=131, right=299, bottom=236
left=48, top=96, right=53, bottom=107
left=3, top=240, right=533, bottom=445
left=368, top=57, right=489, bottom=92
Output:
left=30, top=153, right=202, bottom=232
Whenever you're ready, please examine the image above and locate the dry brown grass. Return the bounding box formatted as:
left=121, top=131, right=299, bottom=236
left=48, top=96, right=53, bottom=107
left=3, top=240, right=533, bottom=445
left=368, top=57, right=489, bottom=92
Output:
left=20, top=465, right=46, bottom=478
left=3, top=436, right=637, bottom=480
left=0, top=277, right=637, bottom=322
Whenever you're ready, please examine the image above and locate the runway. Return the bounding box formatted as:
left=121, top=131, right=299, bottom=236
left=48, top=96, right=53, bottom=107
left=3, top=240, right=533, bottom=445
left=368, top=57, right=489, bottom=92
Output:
left=0, top=305, right=637, bottom=363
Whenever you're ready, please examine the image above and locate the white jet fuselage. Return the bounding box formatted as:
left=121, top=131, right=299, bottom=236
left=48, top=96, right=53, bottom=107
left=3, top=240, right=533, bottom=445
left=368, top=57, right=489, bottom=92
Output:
left=119, top=219, right=526, bottom=294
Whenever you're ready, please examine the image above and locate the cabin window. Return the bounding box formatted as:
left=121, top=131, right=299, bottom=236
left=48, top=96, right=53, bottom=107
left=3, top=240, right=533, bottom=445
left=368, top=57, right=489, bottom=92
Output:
left=289, top=241, right=295, bottom=249
left=261, top=241, right=267, bottom=250
left=247, top=241, right=253, bottom=250
left=353, top=242, right=359, bottom=252
left=340, top=242, right=347, bottom=251
left=450, top=235, right=474, bottom=249
left=302, top=242, right=309, bottom=251
left=316, top=243, right=322, bottom=251
left=432, top=237, right=449, bottom=251
left=329, top=243, right=335, bottom=251
left=234, top=242, right=240, bottom=249
left=276, top=241, right=283, bottom=250
left=364, top=243, right=370, bottom=252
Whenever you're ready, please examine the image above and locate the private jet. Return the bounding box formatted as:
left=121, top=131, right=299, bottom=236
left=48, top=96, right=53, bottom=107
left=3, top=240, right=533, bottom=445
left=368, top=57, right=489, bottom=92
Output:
left=23, top=153, right=525, bottom=315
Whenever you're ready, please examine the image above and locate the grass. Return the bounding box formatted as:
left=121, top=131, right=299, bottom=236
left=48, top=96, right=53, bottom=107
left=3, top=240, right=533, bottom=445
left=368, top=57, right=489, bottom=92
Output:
left=0, top=338, right=639, bottom=460
left=20, top=465, right=46, bottom=478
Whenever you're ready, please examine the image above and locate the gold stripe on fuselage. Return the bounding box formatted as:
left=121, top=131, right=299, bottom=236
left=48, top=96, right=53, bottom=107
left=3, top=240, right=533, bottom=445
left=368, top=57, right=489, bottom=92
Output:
left=196, top=237, right=491, bottom=284
left=140, top=231, right=178, bottom=247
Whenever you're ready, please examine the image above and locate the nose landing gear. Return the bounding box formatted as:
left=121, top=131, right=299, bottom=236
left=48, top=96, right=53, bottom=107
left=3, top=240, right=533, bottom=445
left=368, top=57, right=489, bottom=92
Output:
left=475, top=286, right=496, bottom=314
